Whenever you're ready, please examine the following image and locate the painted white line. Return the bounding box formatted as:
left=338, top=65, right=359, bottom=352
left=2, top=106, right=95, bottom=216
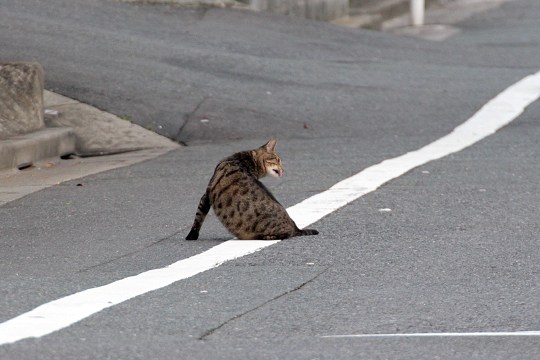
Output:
left=0, top=240, right=279, bottom=345
left=288, top=70, right=540, bottom=229
left=323, top=331, right=540, bottom=338
left=1, top=70, right=540, bottom=346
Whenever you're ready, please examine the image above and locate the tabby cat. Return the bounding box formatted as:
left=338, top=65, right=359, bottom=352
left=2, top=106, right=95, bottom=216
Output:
left=186, top=139, right=319, bottom=240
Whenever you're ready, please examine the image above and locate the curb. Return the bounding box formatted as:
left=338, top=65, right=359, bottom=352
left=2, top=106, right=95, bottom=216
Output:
left=0, top=90, right=180, bottom=205
left=0, top=89, right=178, bottom=173
left=0, top=127, right=76, bottom=171
left=331, top=0, right=437, bottom=29
left=43, top=91, right=179, bottom=157
left=118, top=0, right=243, bottom=7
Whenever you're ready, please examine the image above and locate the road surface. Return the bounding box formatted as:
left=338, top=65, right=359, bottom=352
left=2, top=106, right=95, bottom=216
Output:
left=1, top=0, right=540, bottom=358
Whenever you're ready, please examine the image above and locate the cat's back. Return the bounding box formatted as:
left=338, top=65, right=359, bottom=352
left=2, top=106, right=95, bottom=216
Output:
left=208, top=151, right=254, bottom=198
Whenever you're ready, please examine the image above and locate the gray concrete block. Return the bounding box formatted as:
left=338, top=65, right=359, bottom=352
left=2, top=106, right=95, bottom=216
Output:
left=0, top=128, right=76, bottom=171
left=251, top=0, right=348, bottom=21
left=45, top=95, right=178, bottom=157
left=118, top=0, right=240, bottom=7
left=0, top=62, right=45, bottom=140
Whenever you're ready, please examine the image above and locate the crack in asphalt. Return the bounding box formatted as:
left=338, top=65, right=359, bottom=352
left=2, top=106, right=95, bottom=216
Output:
left=198, top=266, right=330, bottom=340
left=76, top=229, right=185, bottom=273
left=175, top=96, right=209, bottom=144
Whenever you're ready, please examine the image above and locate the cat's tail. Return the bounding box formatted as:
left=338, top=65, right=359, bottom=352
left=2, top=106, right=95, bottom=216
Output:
left=295, top=228, right=319, bottom=237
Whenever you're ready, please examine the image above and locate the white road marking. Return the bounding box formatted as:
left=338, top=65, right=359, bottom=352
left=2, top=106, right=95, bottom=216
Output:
left=287, top=70, right=540, bottom=229
left=0, top=240, right=279, bottom=345
left=1, top=71, right=540, bottom=346
left=323, top=331, right=540, bottom=338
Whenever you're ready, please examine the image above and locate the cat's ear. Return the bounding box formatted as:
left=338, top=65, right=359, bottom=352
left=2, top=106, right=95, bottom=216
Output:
left=262, top=138, right=277, bottom=153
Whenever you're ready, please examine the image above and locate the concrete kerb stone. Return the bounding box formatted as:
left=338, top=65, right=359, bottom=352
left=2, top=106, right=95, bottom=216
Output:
left=116, top=0, right=422, bottom=26
left=43, top=91, right=178, bottom=157
left=117, top=0, right=245, bottom=8
left=0, top=62, right=45, bottom=140
left=331, top=0, right=440, bottom=30
left=1, top=87, right=182, bottom=171
left=119, top=0, right=359, bottom=22
left=333, top=0, right=508, bottom=34
left=0, top=62, right=77, bottom=171
left=251, top=0, right=349, bottom=21
left=1, top=90, right=180, bottom=204
left=0, top=128, right=76, bottom=171
left=0, top=60, right=179, bottom=204
left=0, top=64, right=177, bottom=206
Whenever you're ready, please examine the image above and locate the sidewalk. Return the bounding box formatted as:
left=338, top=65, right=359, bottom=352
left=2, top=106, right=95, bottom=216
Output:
left=334, top=0, right=512, bottom=40
left=332, top=0, right=426, bottom=29
left=0, top=90, right=178, bottom=205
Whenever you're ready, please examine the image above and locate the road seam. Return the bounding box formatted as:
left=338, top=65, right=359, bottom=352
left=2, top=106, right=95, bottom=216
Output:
left=198, top=266, right=329, bottom=340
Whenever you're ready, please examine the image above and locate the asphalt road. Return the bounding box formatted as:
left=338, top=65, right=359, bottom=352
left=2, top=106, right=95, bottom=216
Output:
left=1, top=0, right=540, bottom=358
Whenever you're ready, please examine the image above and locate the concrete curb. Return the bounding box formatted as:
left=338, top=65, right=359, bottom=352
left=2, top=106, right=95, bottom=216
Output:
left=0, top=62, right=45, bottom=140
left=44, top=91, right=179, bottom=157
left=0, top=62, right=78, bottom=172
left=251, top=0, right=348, bottom=21
left=119, top=0, right=411, bottom=23
left=0, top=90, right=179, bottom=173
left=331, top=0, right=441, bottom=29
left=0, top=90, right=180, bottom=205
left=0, top=127, right=76, bottom=171
left=118, top=0, right=245, bottom=8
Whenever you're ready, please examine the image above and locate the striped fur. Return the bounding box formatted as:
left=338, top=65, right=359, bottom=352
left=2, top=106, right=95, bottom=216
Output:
left=186, top=139, right=319, bottom=240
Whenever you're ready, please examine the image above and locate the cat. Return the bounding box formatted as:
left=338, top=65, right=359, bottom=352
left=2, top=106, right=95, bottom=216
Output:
left=185, top=139, right=319, bottom=240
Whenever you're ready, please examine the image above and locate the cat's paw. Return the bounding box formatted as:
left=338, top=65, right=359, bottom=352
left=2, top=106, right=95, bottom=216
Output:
left=185, top=229, right=199, bottom=240
left=300, top=228, right=319, bottom=236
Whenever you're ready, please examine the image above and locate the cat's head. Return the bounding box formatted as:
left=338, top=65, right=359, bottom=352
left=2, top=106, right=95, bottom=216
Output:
left=253, top=139, right=283, bottom=178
